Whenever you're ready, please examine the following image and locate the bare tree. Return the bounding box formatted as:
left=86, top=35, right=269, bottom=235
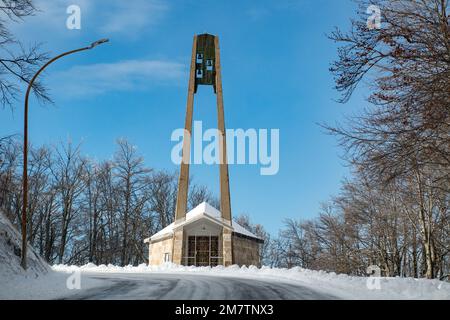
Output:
left=113, top=139, right=151, bottom=266
left=148, top=170, right=176, bottom=229
left=325, top=0, right=450, bottom=278
left=188, top=183, right=219, bottom=211
left=0, top=0, right=50, bottom=108
left=0, top=136, right=227, bottom=266
left=50, top=142, right=86, bottom=264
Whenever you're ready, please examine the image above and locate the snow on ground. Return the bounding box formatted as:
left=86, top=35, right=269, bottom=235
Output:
left=0, top=211, right=49, bottom=279
left=0, top=211, right=103, bottom=299
left=52, top=263, right=450, bottom=300
left=2, top=210, right=449, bottom=300
left=0, top=267, right=106, bottom=299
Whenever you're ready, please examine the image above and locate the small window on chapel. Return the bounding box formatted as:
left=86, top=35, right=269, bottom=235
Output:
left=164, top=253, right=170, bottom=262
left=196, top=69, right=203, bottom=79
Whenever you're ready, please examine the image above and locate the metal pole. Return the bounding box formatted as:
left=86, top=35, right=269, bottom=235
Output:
left=21, top=39, right=109, bottom=270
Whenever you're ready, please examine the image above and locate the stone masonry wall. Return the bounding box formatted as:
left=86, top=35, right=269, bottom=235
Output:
left=172, top=228, right=184, bottom=265
left=222, top=228, right=233, bottom=266
left=149, top=237, right=173, bottom=266
left=232, top=234, right=261, bottom=267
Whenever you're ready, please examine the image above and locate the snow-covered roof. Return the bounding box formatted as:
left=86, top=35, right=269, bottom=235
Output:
left=145, top=202, right=262, bottom=242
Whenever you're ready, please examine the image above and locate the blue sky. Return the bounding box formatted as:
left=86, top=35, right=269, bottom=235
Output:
left=0, top=0, right=368, bottom=235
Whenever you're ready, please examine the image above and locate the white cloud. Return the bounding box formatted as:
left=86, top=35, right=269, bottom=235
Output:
left=98, top=0, right=168, bottom=36
left=8, top=0, right=168, bottom=41
left=9, top=0, right=91, bottom=38
left=48, top=59, right=185, bottom=97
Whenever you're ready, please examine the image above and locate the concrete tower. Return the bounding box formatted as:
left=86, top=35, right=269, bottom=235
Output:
left=172, top=34, right=233, bottom=266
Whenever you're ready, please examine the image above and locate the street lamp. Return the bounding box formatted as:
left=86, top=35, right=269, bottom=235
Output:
left=21, top=39, right=109, bottom=269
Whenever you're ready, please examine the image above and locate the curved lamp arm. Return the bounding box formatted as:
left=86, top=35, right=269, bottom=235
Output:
left=21, top=39, right=109, bottom=270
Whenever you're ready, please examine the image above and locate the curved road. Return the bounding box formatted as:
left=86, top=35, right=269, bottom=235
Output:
left=63, top=273, right=337, bottom=300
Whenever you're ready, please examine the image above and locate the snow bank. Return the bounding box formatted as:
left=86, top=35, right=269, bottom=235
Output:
left=0, top=211, right=103, bottom=300
left=0, top=211, right=49, bottom=280
left=52, top=263, right=450, bottom=300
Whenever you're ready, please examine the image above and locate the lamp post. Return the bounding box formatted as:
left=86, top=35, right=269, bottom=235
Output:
left=21, top=39, right=109, bottom=269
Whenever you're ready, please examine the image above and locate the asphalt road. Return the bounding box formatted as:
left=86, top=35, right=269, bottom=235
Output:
left=62, top=273, right=338, bottom=300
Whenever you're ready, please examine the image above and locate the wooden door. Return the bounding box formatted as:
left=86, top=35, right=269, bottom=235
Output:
left=196, top=236, right=209, bottom=266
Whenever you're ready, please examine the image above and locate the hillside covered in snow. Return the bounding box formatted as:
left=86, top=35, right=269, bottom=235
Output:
left=0, top=210, right=105, bottom=299
left=0, top=211, right=49, bottom=279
